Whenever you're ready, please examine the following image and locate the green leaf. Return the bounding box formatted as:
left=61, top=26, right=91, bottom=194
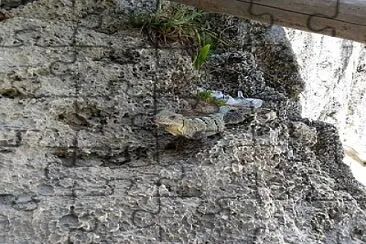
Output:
left=193, top=44, right=211, bottom=69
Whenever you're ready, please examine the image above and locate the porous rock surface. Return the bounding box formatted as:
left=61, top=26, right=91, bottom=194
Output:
left=0, top=0, right=366, bottom=243
left=285, top=29, right=366, bottom=186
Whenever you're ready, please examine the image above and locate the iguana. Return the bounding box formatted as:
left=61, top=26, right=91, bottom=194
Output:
left=154, top=106, right=276, bottom=139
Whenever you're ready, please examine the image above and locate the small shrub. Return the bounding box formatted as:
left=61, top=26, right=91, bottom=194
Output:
left=196, top=90, right=226, bottom=107
left=128, top=7, right=204, bottom=45
left=196, top=90, right=212, bottom=100
left=128, top=6, right=224, bottom=69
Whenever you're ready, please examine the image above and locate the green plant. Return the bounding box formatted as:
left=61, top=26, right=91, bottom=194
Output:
left=196, top=90, right=226, bottom=107
left=128, top=6, right=225, bottom=69
left=212, top=97, right=227, bottom=107
left=193, top=43, right=211, bottom=69
left=196, top=90, right=212, bottom=100
left=128, top=7, right=204, bottom=44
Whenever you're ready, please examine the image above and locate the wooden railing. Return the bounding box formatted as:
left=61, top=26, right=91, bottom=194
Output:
left=170, top=0, right=366, bottom=43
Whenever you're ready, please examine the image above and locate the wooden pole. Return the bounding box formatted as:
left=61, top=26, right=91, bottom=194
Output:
left=170, top=0, right=366, bottom=44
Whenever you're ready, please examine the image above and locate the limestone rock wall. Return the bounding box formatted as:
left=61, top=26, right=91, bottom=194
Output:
left=285, top=29, right=366, bottom=186
left=0, top=0, right=366, bottom=243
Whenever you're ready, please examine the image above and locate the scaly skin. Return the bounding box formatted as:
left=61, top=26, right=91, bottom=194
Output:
left=154, top=109, right=226, bottom=139
left=154, top=104, right=277, bottom=139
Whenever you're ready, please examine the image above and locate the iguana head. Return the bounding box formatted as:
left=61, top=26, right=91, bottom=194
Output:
left=154, top=110, right=184, bottom=126
left=154, top=110, right=185, bottom=136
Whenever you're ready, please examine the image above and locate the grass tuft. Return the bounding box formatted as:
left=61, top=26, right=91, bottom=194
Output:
left=128, top=7, right=204, bottom=45
left=196, top=90, right=227, bottom=107
left=128, top=6, right=225, bottom=69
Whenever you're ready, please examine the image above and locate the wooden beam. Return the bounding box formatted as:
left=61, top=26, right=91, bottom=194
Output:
left=170, top=0, right=366, bottom=43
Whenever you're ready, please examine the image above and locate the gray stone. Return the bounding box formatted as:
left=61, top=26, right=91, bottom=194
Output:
left=0, top=0, right=366, bottom=243
left=286, top=28, right=366, bottom=186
